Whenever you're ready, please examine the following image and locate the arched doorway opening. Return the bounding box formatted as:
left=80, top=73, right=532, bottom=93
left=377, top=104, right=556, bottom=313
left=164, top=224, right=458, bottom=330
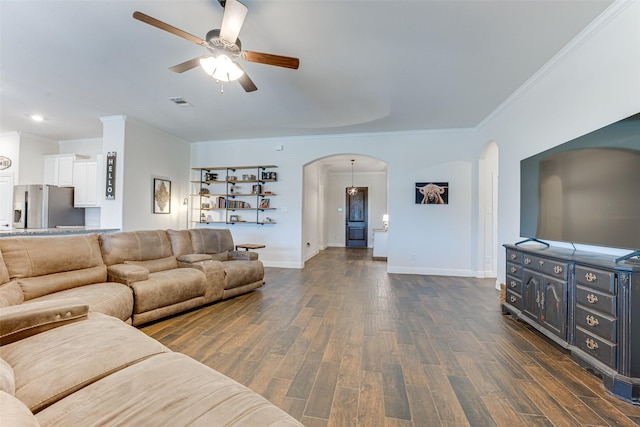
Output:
left=302, top=154, right=388, bottom=263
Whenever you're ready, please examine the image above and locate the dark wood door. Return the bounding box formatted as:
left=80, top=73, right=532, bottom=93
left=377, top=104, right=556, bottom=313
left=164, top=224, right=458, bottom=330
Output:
left=346, top=187, right=368, bottom=247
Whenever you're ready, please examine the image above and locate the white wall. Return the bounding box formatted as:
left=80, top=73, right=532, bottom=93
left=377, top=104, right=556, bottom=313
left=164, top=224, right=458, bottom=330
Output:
left=191, top=129, right=482, bottom=273
left=302, top=161, right=321, bottom=261
left=122, top=119, right=190, bottom=231
left=477, top=1, right=640, bottom=285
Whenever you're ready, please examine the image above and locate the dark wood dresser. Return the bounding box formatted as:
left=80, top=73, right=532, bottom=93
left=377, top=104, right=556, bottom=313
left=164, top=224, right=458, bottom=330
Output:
left=503, top=244, right=640, bottom=405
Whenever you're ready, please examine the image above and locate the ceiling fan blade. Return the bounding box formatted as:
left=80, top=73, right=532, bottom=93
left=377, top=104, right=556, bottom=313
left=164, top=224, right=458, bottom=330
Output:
left=242, top=51, right=299, bottom=70
left=235, top=63, right=257, bottom=92
left=169, top=56, right=207, bottom=73
left=219, top=0, right=248, bottom=44
left=133, top=11, right=206, bottom=46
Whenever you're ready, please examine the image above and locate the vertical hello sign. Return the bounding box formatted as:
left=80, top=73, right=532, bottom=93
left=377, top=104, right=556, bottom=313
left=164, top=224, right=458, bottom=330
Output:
left=105, top=152, right=116, bottom=200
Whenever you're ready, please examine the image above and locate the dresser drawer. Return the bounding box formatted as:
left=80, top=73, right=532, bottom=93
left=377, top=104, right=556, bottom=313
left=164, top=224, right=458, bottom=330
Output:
left=575, top=327, right=616, bottom=368
left=506, top=249, right=522, bottom=264
left=506, top=276, right=523, bottom=295
left=523, top=255, right=568, bottom=280
left=505, top=289, right=524, bottom=310
left=575, top=305, right=616, bottom=342
left=507, top=262, right=523, bottom=278
left=576, top=286, right=616, bottom=316
left=575, top=265, right=616, bottom=293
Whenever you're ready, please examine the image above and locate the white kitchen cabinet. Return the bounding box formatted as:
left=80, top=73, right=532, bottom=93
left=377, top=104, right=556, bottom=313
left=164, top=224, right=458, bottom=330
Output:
left=73, top=160, right=101, bottom=207
left=373, top=229, right=388, bottom=260
left=44, top=154, right=86, bottom=187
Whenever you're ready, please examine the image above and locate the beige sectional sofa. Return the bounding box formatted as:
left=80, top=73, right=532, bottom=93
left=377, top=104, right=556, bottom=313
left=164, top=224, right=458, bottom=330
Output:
left=0, top=298, right=302, bottom=426
left=0, top=228, right=300, bottom=426
left=0, top=228, right=264, bottom=325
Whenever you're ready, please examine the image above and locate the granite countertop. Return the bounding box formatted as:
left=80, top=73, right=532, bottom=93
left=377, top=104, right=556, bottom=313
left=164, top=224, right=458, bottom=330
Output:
left=0, top=227, right=120, bottom=237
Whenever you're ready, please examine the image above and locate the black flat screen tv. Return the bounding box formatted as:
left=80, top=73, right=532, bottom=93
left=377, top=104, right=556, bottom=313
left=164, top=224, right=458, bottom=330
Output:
left=520, top=112, right=640, bottom=251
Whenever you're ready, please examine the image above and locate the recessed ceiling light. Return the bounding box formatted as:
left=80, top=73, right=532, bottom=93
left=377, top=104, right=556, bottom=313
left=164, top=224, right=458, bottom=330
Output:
left=30, top=114, right=44, bottom=122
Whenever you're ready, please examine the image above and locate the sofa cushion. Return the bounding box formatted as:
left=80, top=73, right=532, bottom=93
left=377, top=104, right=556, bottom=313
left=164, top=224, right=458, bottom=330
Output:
left=0, top=234, right=104, bottom=279
left=167, top=229, right=193, bottom=257
left=29, top=283, right=134, bottom=322
left=188, top=228, right=235, bottom=254
left=0, top=281, right=24, bottom=308
left=125, top=256, right=178, bottom=273
left=0, top=250, right=9, bottom=285
left=0, top=357, right=15, bottom=395
left=210, top=250, right=229, bottom=261
left=99, top=230, right=173, bottom=266
left=131, top=269, right=206, bottom=314
left=224, top=260, right=265, bottom=290
left=177, top=253, right=212, bottom=263
left=0, top=391, right=40, bottom=427
left=0, top=313, right=168, bottom=413
left=16, top=265, right=108, bottom=301
left=35, top=352, right=303, bottom=427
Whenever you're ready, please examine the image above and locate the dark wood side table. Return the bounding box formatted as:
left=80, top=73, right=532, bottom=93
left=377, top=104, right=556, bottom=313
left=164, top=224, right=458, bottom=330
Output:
left=235, top=243, right=266, bottom=251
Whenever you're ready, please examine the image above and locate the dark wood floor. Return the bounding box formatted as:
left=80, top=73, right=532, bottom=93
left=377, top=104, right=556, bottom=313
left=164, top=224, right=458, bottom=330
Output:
left=141, top=248, right=640, bottom=426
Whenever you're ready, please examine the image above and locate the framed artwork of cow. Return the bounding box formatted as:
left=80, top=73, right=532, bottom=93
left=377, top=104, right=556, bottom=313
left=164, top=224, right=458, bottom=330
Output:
left=415, top=182, right=449, bottom=204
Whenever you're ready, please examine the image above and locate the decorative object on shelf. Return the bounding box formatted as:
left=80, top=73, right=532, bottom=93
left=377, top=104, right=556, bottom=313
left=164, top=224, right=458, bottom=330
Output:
left=259, top=198, right=270, bottom=209
left=227, top=175, right=237, bottom=182
left=252, top=184, right=262, bottom=194
left=153, top=178, right=171, bottom=214
left=261, top=171, right=277, bottom=180
left=347, top=159, right=358, bottom=196
left=264, top=217, right=275, bottom=223
left=199, top=187, right=210, bottom=195
left=201, top=202, right=211, bottom=209
left=415, top=182, right=448, bottom=204
left=229, top=214, right=240, bottom=222
left=205, top=172, right=218, bottom=181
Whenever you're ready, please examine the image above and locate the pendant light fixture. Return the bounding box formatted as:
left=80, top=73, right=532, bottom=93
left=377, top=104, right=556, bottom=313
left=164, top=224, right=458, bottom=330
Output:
left=347, top=159, right=358, bottom=196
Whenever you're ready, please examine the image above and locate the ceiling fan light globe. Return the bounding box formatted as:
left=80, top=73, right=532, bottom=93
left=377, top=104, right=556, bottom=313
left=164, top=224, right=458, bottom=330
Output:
left=199, top=56, right=216, bottom=76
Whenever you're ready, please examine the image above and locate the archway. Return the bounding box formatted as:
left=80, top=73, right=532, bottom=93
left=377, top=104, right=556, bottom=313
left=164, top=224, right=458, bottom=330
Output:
left=302, top=154, right=388, bottom=263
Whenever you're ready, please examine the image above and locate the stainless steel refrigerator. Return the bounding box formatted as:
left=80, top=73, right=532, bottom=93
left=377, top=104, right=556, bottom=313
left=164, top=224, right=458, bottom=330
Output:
left=13, top=185, right=85, bottom=229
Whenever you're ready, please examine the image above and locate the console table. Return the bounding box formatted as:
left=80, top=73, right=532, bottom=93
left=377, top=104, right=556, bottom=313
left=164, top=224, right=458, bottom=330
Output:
left=502, top=244, right=640, bottom=404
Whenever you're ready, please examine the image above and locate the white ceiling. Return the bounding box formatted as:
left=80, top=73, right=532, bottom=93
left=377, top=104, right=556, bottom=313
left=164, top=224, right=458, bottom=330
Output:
left=1, top=0, right=613, bottom=146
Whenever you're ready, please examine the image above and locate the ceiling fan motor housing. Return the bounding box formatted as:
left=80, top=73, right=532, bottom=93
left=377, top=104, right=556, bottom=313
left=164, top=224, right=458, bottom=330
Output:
left=205, top=29, right=241, bottom=58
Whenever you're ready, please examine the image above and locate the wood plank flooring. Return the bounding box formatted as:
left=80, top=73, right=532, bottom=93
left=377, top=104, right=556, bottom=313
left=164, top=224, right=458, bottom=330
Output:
left=141, top=248, right=640, bottom=426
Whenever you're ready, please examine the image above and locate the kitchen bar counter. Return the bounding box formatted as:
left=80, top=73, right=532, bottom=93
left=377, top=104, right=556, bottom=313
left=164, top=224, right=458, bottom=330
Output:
left=0, top=227, right=119, bottom=237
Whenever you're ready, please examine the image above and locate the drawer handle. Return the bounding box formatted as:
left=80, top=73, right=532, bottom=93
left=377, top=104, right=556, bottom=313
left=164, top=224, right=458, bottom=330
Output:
left=510, top=296, right=516, bottom=303
left=524, top=257, right=531, bottom=265
left=510, top=280, right=517, bottom=288
left=510, top=253, right=517, bottom=260
left=539, top=260, right=545, bottom=266
left=510, top=267, right=517, bottom=274
left=585, top=272, right=597, bottom=282
left=586, top=294, right=599, bottom=304
left=554, top=265, right=563, bottom=274
left=586, top=338, right=599, bottom=350
left=586, top=315, right=600, bottom=327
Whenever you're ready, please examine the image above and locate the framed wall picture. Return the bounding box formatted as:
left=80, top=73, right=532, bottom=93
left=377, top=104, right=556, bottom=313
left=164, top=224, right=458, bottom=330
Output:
left=415, top=182, right=449, bottom=204
left=229, top=214, right=239, bottom=222
left=153, top=178, right=171, bottom=213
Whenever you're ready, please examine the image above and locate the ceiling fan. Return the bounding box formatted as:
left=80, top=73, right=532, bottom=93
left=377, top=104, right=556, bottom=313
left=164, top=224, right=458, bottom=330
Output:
left=133, top=0, right=299, bottom=92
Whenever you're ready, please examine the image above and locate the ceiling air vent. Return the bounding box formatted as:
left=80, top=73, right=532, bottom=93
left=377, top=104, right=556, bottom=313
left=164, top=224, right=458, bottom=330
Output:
left=168, top=97, right=193, bottom=107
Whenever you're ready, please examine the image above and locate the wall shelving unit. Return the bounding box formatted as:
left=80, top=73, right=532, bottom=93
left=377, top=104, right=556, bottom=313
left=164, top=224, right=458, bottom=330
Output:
left=191, top=165, right=278, bottom=226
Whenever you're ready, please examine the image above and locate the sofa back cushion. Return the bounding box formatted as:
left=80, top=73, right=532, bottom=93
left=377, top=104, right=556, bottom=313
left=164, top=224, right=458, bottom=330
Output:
left=188, top=228, right=234, bottom=255
left=0, top=235, right=108, bottom=301
left=0, top=282, right=24, bottom=308
left=166, top=229, right=192, bottom=257
left=0, top=250, right=9, bottom=285
left=0, top=234, right=104, bottom=279
left=0, top=357, right=15, bottom=395
left=99, top=230, right=174, bottom=266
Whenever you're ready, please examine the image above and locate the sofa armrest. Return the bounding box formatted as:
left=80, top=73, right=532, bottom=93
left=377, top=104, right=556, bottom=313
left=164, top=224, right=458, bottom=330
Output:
left=228, top=250, right=258, bottom=261
left=0, top=298, right=89, bottom=345
left=107, top=264, right=149, bottom=286
left=176, top=254, right=212, bottom=264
